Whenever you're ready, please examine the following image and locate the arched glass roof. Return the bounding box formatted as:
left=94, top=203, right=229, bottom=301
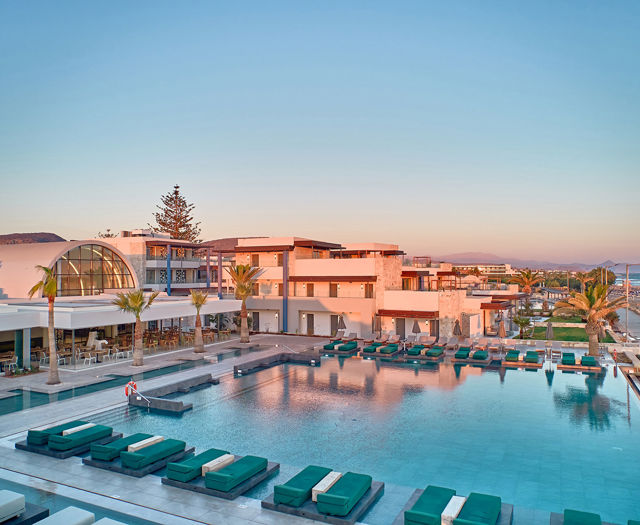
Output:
left=55, top=244, right=135, bottom=297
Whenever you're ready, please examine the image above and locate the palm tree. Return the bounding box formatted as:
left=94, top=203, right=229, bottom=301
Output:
left=513, top=315, right=531, bottom=339
left=28, top=265, right=60, bottom=385
left=190, top=290, right=208, bottom=353
left=112, top=290, right=160, bottom=365
left=555, top=285, right=627, bottom=356
left=575, top=272, right=595, bottom=293
left=226, top=264, right=261, bottom=343
left=510, top=269, right=544, bottom=295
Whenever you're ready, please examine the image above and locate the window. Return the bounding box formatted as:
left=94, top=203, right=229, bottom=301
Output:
left=251, top=254, right=260, bottom=267
left=402, top=278, right=412, bottom=290
left=146, top=270, right=155, bottom=284
left=54, top=244, right=135, bottom=297
left=306, top=283, right=314, bottom=297
left=365, top=283, right=374, bottom=298
left=329, top=283, right=338, bottom=297
left=252, top=283, right=259, bottom=296
left=277, top=253, right=284, bottom=267
left=278, top=283, right=284, bottom=297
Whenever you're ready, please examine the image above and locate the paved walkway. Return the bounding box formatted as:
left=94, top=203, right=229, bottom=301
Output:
left=0, top=334, right=324, bottom=525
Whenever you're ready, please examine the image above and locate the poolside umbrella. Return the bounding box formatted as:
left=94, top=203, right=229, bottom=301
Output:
left=412, top=320, right=421, bottom=335
left=545, top=321, right=554, bottom=341
left=545, top=369, right=555, bottom=388
left=453, top=319, right=462, bottom=336
left=373, top=315, right=382, bottom=337
left=337, top=315, right=347, bottom=331
left=498, top=320, right=506, bottom=339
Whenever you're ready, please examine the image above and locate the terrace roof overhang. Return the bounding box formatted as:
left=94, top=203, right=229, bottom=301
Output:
left=401, top=270, right=432, bottom=277
left=481, top=301, right=511, bottom=310
left=145, top=239, right=203, bottom=249
left=490, top=294, right=525, bottom=301
left=377, top=309, right=439, bottom=319
left=0, top=297, right=241, bottom=332
left=333, top=249, right=405, bottom=257
left=289, top=275, right=377, bottom=283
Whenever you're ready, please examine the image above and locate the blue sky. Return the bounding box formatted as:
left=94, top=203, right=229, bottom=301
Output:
left=1, top=1, right=638, bottom=263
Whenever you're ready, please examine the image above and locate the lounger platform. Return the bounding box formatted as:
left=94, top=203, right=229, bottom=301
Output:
left=502, top=360, right=543, bottom=369
left=391, top=489, right=514, bottom=525
left=3, top=503, right=49, bottom=525
left=262, top=481, right=384, bottom=525
left=162, top=458, right=280, bottom=500
left=83, top=446, right=194, bottom=477
left=549, top=512, right=616, bottom=525
left=15, top=433, right=123, bottom=459
left=556, top=364, right=603, bottom=373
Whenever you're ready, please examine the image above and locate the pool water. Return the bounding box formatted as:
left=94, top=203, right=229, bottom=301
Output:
left=0, top=361, right=206, bottom=416
left=0, top=477, right=160, bottom=524
left=90, top=357, right=640, bottom=524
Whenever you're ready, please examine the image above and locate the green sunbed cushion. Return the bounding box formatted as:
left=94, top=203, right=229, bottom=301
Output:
left=562, top=353, right=576, bottom=365
left=316, top=471, right=372, bottom=517
left=426, top=347, right=443, bottom=358
left=407, top=345, right=425, bottom=356
left=120, top=438, right=186, bottom=470
left=27, top=420, right=88, bottom=446
left=453, top=492, right=501, bottom=525
left=48, top=424, right=112, bottom=451
left=472, top=350, right=488, bottom=361
left=91, top=433, right=153, bottom=462
left=205, top=455, right=267, bottom=492
left=563, top=509, right=602, bottom=525
left=628, top=520, right=640, bottom=525
left=379, top=344, right=398, bottom=354
left=274, top=465, right=332, bottom=507
left=455, top=349, right=470, bottom=359
left=323, top=341, right=342, bottom=350
left=581, top=356, right=597, bottom=367
left=505, top=351, right=519, bottom=362
left=338, top=341, right=357, bottom=351
left=405, top=485, right=456, bottom=525
left=525, top=351, right=539, bottom=363
left=363, top=345, right=378, bottom=353
left=167, top=447, right=230, bottom=483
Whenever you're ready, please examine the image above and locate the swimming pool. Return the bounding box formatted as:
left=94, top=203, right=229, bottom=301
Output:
left=0, top=346, right=265, bottom=416
left=90, top=357, right=640, bottom=524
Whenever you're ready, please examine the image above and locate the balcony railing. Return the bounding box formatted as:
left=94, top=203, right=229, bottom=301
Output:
left=146, top=255, right=204, bottom=263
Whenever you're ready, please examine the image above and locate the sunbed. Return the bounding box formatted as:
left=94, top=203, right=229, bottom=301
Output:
left=458, top=338, right=473, bottom=349
left=556, top=509, right=602, bottom=525
left=561, top=353, right=576, bottom=366
left=336, top=341, right=358, bottom=353
left=505, top=350, right=519, bottom=362
left=405, top=335, right=417, bottom=346
left=363, top=342, right=382, bottom=353
left=0, top=489, right=25, bottom=523
left=407, top=344, right=425, bottom=356
left=378, top=343, right=399, bottom=355
left=167, top=447, right=230, bottom=483
left=474, top=338, right=489, bottom=351
left=374, top=333, right=390, bottom=344
left=273, top=465, right=332, bottom=507
left=404, top=485, right=456, bottom=525
left=330, top=331, right=345, bottom=343
left=581, top=356, right=598, bottom=367
left=455, top=348, right=471, bottom=359
left=453, top=492, right=501, bottom=525
left=48, top=424, right=113, bottom=451
left=425, top=346, right=444, bottom=358
left=35, top=506, right=94, bottom=525
left=90, top=433, right=153, bottom=462
left=205, top=455, right=268, bottom=492
left=419, top=336, right=437, bottom=347
left=487, top=339, right=503, bottom=352
left=524, top=351, right=539, bottom=364
left=387, top=334, right=401, bottom=345
left=502, top=339, right=517, bottom=352
left=472, top=350, right=489, bottom=361
left=342, top=333, right=358, bottom=342
left=324, top=340, right=343, bottom=350
left=120, top=438, right=187, bottom=470
left=27, top=420, right=88, bottom=446
left=316, top=472, right=372, bottom=517
left=445, top=337, right=460, bottom=350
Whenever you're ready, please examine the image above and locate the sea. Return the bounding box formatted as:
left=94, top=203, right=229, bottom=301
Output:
left=613, top=273, right=640, bottom=339
left=615, top=271, right=640, bottom=287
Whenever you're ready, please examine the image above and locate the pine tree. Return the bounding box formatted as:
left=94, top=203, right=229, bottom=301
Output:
left=150, top=185, right=201, bottom=242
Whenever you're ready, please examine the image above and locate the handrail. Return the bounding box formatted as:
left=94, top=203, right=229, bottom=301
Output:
left=128, top=384, right=151, bottom=407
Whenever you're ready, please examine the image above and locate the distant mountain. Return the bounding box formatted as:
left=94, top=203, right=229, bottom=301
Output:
left=433, top=252, right=615, bottom=271
left=0, top=232, right=66, bottom=245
